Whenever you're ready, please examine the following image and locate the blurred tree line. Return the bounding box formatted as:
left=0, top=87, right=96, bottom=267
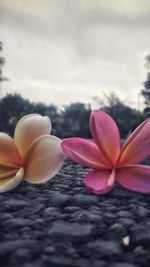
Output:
left=0, top=93, right=148, bottom=139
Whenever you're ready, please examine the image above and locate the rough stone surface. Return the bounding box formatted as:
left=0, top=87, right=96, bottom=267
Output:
left=0, top=160, right=150, bottom=267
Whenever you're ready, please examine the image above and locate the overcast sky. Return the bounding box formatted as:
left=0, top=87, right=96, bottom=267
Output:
left=0, top=0, right=150, bottom=109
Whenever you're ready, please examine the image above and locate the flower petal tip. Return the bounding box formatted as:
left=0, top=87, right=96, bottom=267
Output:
left=84, top=169, right=115, bottom=195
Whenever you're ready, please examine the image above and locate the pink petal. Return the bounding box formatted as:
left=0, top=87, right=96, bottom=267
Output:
left=0, top=133, right=21, bottom=166
left=90, top=110, right=120, bottom=166
left=0, top=168, right=24, bottom=193
left=118, top=119, right=150, bottom=165
left=62, top=138, right=110, bottom=169
left=24, top=135, right=64, bottom=184
left=116, top=165, right=150, bottom=194
left=14, top=114, right=51, bottom=157
left=84, top=169, right=115, bottom=195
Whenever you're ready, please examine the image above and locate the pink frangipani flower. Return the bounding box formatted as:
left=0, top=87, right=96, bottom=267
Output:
left=62, top=110, right=150, bottom=195
left=0, top=114, right=64, bottom=192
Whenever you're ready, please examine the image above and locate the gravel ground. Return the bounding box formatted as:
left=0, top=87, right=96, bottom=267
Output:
left=0, top=160, right=150, bottom=267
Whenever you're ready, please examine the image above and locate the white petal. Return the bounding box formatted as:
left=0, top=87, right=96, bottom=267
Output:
left=0, top=133, right=21, bottom=165
left=0, top=168, right=24, bottom=193
left=14, top=114, right=51, bottom=157
left=24, top=135, right=64, bottom=183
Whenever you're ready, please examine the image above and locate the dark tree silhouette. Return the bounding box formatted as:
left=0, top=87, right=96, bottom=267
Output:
left=142, top=55, right=150, bottom=113
left=61, top=103, right=91, bottom=138
left=0, top=92, right=147, bottom=139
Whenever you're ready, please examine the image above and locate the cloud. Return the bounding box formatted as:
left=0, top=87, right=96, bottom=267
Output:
left=0, top=0, right=149, bottom=109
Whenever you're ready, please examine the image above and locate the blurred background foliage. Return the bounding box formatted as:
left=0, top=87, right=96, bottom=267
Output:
left=0, top=92, right=147, bottom=139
